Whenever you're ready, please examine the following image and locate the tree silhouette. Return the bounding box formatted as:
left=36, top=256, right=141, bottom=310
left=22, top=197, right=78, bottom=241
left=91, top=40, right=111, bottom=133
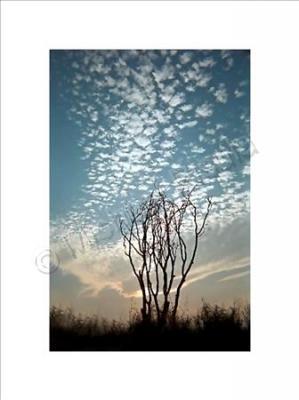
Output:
left=119, top=188, right=212, bottom=325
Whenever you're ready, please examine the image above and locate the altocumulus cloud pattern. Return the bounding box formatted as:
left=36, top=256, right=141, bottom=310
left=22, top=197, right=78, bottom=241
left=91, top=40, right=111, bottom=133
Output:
left=51, top=50, right=250, bottom=248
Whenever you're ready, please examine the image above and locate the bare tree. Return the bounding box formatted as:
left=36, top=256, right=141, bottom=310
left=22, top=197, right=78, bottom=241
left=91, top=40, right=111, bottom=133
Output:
left=119, top=188, right=212, bottom=325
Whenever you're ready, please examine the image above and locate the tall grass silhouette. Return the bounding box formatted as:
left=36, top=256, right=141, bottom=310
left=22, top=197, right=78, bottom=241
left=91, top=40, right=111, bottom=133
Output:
left=50, top=300, right=250, bottom=351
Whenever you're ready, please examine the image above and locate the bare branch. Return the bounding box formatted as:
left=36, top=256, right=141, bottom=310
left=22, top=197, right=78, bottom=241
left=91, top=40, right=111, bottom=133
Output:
left=119, top=188, right=212, bottom=324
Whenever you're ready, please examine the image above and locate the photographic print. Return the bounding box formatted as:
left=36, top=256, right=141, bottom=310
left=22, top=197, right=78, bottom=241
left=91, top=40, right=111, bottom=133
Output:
left=50, top=50, right=250, bottom=351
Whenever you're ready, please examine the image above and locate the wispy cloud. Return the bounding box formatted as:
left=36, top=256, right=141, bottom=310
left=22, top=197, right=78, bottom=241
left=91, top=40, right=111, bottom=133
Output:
left=218, top=270, right=250, bottom=283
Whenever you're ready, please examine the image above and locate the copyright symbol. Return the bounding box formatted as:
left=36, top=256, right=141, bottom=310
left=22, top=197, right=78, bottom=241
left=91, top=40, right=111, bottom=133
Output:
left=35, top=250, right=60, bottom=274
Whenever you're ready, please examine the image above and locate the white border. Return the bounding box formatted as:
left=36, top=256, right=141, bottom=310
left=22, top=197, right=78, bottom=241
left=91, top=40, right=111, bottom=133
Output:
left=2, top=2, right=299, bottom=400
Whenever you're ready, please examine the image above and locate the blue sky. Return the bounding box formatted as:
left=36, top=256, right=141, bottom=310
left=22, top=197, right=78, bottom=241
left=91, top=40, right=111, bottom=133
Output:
left=50, top=50, right=250, bottom=319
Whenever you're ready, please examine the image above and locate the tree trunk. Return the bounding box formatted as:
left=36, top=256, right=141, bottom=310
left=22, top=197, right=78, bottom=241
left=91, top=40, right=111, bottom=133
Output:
left=158, top=300, right=170, bottom=327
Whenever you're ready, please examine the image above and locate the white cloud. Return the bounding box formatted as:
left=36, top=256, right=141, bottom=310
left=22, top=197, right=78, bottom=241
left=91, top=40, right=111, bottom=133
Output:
left=214, top=83, right=228, bottom=103
left=199, top=57, right=216, bottom=68
left=169, top=92, right=185, bottom=107
left=181, top=104, right=193, bottom=112
left=178, top=120, right=198, bottom=129
left=152, top=62, right=175, bottom=83
left=242, top=164, right=250, bottom=175
left=234, top=88, right=244, bottom=98
left=160, top=139, right=175, bottom=150
left=213, top=150, right=231, bottom=165
left=195, top=103, right=213, bottom=118
left=180, top=52, right=193, bottom=64
left=134, top=136, right=151, bottom=148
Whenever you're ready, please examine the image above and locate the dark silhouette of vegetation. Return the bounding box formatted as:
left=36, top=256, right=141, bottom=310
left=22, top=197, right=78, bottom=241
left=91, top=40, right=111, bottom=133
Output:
left=119, top=188, right=212, bottom=326
left=50, top=301, right=250, bottom=351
